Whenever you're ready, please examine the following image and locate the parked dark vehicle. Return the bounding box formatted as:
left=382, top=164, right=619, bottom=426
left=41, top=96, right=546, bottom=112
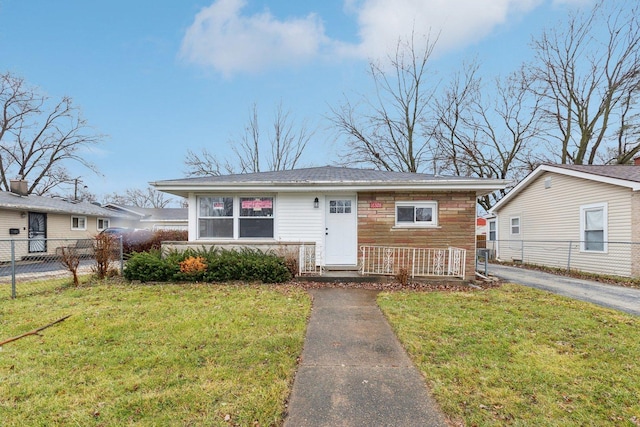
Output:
left=99, top=228, right=154, bottom=254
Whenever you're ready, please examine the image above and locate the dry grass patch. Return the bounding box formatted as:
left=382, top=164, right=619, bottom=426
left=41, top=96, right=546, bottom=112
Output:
left=378, top=284, right=640, bottom=426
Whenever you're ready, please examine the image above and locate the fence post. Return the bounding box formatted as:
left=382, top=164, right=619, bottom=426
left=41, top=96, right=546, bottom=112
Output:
left=483, top=248, right=488, bottom=276
left=119, top=236, right=124, bottom=275
left=11, top=239, right=16, bottom=299
left=567, top=240, right=572, bottom=272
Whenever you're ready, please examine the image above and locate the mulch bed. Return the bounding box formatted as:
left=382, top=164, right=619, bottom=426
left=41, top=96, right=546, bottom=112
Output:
left=290, top=279, right=502, bottom=292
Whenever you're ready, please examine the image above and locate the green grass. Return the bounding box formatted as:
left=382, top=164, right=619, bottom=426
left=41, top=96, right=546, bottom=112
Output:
left=378, top=284, right=640, bottom=426
left=0, top=281, right=311, bottom=426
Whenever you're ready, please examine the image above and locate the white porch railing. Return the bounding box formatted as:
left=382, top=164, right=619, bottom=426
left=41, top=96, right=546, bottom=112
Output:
left=360, top=246, right=466, bottom=279
left=298, top=243, right=321, bottom=275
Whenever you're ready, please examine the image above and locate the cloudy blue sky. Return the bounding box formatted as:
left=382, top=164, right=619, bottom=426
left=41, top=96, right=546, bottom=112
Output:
left=0, top=0, right=595, bottom=201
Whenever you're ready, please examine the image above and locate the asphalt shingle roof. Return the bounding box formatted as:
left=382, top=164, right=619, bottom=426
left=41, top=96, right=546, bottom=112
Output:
left=105, top=204, right=187, bottom=221
left=549, top=164, right=640, bottom=183
left=153, top=165, right=474, bottom=185
left=0, top=191, right=132, bottom=218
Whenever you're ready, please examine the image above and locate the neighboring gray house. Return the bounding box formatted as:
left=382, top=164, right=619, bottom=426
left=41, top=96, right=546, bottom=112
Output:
left=103, top=204, right=188, bottom=231
left=489, top=163, right=640, bottom=278
left=0, top=184, right=133, bottom=261
left=152, top=166, right=509, bottom=280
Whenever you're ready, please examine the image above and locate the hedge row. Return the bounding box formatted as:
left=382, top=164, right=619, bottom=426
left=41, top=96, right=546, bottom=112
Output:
left=123, top=247, right=292, bottom=284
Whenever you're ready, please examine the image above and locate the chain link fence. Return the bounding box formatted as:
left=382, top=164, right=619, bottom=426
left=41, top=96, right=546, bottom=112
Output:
left=0, top=238, right=123, bottom=299
left=481, top=239, right=640, bottom=278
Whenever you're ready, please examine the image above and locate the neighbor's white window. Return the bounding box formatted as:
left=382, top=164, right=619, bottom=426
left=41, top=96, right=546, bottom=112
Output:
left=71, top=216, right=87, bottom=231
left=97, top=218, right=110, bottom=231
left=395, top=201, right=437, bottom=227
left=580, top=203, right=607, bottom=252
left=488, top=220, right=497, bottom=241
left=510, top=217, right=520, bottom=235
left=197, top=196, right=275, bottom=239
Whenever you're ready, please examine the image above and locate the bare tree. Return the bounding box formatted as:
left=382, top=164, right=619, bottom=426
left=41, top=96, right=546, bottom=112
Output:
left=268, top=103, right=311, bottom=172
left=184, top=147, right=233, bottom=177
left=0, top=72, right=103, bottom=195
left=529, top=0, right=640, bottom=165
left=329, top=33, right=439, bottom=173
left=434, top=65, right=544, bottom=210
left=104, top=187, right=174, bottom=208
left=184, top=102, right=314, bottom=176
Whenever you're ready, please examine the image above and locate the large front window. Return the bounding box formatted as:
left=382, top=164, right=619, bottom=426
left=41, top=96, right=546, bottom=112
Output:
left=239, top=197, right=274, bottom=238
left=199, top=196, right=233, bottom=238
left=198, top=196, right=274, bottom=239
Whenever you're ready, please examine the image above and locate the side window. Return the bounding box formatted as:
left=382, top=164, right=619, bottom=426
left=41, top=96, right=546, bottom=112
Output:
left=97, top=218, right=110, bottom=231
left=510, top=217, right=520, bottom=235
left=71, top=216, right=87, bottom=231
left=581, top=203, right=607, bottom=252
left=488, top=220, right=496, bottom=241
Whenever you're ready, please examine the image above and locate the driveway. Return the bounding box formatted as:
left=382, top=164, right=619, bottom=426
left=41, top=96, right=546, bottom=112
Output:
left=489, top=263, right=640, bottom=316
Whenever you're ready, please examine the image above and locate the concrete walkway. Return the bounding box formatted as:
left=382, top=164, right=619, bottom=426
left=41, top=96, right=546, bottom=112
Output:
left=284, top=288, right=447, bottom=427
left=489, top=263, right=640, bottom=316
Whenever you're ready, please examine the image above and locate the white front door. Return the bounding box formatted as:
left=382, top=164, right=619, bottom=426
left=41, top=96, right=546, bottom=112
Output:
left=324, top=196, right=357, bottom=265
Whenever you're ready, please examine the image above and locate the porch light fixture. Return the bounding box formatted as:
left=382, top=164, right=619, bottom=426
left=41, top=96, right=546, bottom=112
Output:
left=20, top=211, right=26, bottom=218
left=313, top=197, right=319, bottom=209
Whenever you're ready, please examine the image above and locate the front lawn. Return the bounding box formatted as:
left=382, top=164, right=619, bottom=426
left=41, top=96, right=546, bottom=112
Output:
left=0, top=282, right=311, bottom=426
left=378, top=284, right=640, bottom=426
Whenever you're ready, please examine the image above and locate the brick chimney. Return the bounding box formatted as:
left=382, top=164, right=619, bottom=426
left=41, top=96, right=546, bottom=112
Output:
left=635, top=156, right=640, bottom=166
left=9, top=179, right=28, bottom=196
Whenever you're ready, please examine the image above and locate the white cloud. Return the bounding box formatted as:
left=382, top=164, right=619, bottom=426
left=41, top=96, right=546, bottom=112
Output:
left=181, top=0, right=583, bottom=76
left=180, top=0, right=329, bottom=77
left=345, top=0, right=542, bottom=59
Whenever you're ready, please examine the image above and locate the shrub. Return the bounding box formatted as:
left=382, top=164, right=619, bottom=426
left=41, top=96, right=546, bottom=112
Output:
left=123, top=250, right=178, bottom=282
left=93, top=233, right=118, bottom=279
left=395, top=265, right=410, bottom=286
left=124, top=247, right=292, bottom=284
left=179, top=256, right=207, bottom=274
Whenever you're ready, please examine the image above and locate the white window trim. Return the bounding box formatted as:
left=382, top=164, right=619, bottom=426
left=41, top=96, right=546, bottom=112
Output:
left=510, top=216, right=520, bottom=236
left=97, top=218, right=110, bottom=231
left=394, top=201, right=438, bottom=228
left=488, top=219, right=497, bottom=241
left=197, top=195, right=276, bottom=240
left=580, top=202, right=608, bottom=253
left=71, top=215, right=87, bottom=231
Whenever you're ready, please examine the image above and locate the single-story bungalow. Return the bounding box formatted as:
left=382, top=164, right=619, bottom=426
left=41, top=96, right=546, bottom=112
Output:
left=0, top=181, right=134, bottom=261
left=489, top=163, right=640, bottom=277
left=103, top=204, right=188, bottom=231
left=151, top=166, right=509, bottom=280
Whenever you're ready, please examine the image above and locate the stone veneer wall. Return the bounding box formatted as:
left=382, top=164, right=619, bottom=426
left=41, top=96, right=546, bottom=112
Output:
left=357, top=191, right=477, bottom=280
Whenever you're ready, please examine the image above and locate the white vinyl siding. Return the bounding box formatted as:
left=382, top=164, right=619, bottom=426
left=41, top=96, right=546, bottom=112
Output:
left=276, top=193, right=325, bottom=264
left=494, top=171, right=632, bottom=276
